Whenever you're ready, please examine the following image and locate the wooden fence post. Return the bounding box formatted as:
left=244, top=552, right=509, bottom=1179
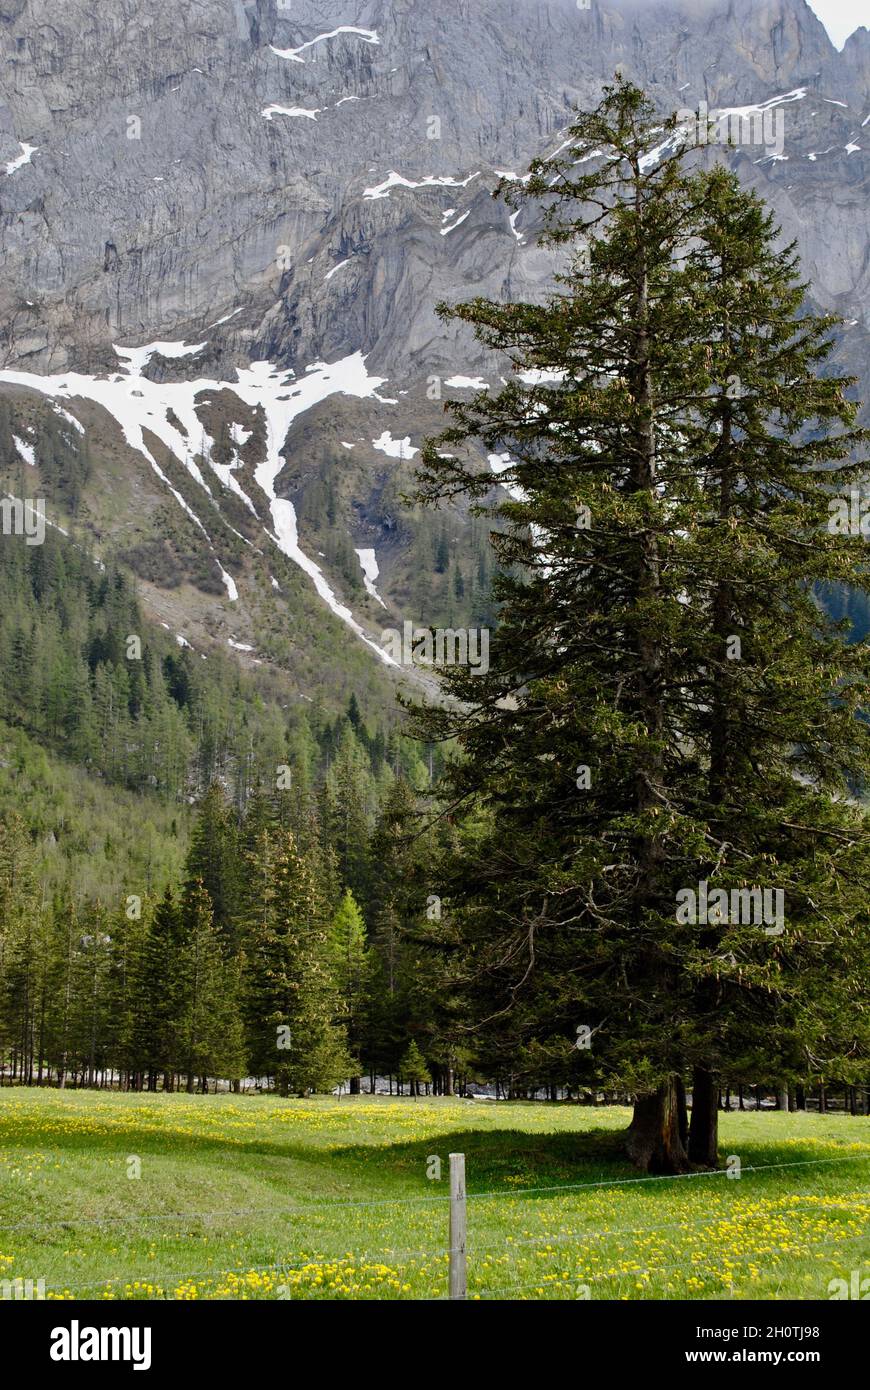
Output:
left=449, top=1152, right=467, bottom=1300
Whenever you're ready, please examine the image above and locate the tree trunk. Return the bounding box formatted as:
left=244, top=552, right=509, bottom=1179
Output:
left=688, top=1066, right=719, bottom=1167
left=37, top=990, right=46, bottom=1086
left=626, top=1074, right=690, bottom=1174
left=349, top=1075, right=360, bottom=1095
left=776, top=1087, right=789, bottom=1111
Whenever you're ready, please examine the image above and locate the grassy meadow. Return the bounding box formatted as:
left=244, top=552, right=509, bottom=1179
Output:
left=1, top=1089, right=868, bottom=1301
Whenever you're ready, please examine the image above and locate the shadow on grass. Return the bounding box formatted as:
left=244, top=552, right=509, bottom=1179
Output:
left=332, top=1125, right=634, bottom=1195
left=2, top=1096, right=866, bottom=1205
left=328, top=1124, right=870, bottom=1202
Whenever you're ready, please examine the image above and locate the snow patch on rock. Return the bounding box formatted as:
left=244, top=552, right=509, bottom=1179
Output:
left=372, top=430, right=419, bottom=459
left=262, top=104, right=321, bottom=121
left=4, top=143, right=37, bottom=176
left=355, top=548, right=387, bottom=608
left=364, top=170, right=480, bottom=200
left=441, top=211, right=470, bottom=235
left=270, top=27, right=381, bottom=64
left=13, top=435, right=35, bottom=466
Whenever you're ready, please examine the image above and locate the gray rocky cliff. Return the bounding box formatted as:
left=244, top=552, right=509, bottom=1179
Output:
left=0, top=0, right=866, bottom=685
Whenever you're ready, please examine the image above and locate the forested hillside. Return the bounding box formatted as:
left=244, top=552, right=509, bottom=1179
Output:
left=0, top=507, right=458, bottom=1095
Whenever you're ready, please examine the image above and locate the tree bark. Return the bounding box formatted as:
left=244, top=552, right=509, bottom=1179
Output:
left=626, top=1074, right=691, bottom=1174
left=688, top=1066, right=719, bottom=1167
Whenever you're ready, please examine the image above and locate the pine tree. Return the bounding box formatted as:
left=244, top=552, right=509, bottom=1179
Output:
left=133, top=888, right=182, bottom=1090
left=47, top=900, right=80, bottom=1089
left=104, top=896, right=148, bottom=1090
left=399, top=1039, right=431, bottom=1097
left=177, top=879, right=246, bottom=1092
left=73, top=904, right=114, bottom=1089
left=329, top=888, right=369, bottom=1094
left=184, top=783, right=241, bottom=945
left=238, top=822, right=348, bottom=1096
left=322, top=725, right=374, bottom=902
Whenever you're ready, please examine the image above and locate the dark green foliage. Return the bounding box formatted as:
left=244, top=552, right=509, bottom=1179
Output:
left=0, top=708, right=447, bottom=1093
left=411, top=78, right=870, bottom=1159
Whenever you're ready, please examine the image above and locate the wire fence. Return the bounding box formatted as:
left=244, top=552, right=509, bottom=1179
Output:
left=3, top=1149, right=869, bottom=1302
left=2, top=1148, right=868, bottom=1234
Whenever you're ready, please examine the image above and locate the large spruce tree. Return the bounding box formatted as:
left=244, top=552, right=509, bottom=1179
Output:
left=414, top=78, right=870, bottom=1171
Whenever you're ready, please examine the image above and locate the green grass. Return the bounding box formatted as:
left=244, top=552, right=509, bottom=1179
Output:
left=1, top=1089, right=868, bottom=1301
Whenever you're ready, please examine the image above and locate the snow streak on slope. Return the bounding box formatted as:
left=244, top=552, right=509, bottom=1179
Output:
left=270, top=27, right=381, bottom=63
left=217, top=564, right=239, bottom=602
left=262, top=104, right=322, bottom=121
left=205, top=439, right=258, bottom=517
left=355, top=548, right=387, bottom=608
left=508, top=210, right=525, bottom=244
left=13, top=435, right=35, bottom=465
left=0, top=355, right=215, bottom=538
left=441, top=211, right=470, bottom=235
left=229, top=355, right=399, bottom=665
left=639, top=89, right=809, bottom=172
left=715, top=87, right=807, bottom=118
left=0, top=348, right=401, bottom=665
left=364, top=171, right=480, bottom=200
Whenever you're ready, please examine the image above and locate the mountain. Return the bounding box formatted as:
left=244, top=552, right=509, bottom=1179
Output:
left=0, top=0, right=867, bottom=709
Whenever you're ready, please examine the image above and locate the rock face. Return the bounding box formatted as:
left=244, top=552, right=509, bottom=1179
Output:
left=0, top=0, right=867, bottom=688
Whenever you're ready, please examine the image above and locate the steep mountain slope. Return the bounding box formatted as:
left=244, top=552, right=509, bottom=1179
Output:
left=0, top=0, right=867, bottom=704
